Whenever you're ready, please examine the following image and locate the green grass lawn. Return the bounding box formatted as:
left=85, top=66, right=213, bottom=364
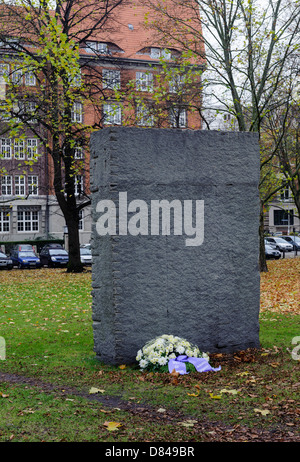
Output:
left=0, top=261, right=299, bottom=442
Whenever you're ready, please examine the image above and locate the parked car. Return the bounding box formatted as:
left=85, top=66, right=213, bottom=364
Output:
left=40, top=247, right=69, bottom=267
left=265, top=244, right=281, bottom=260
left=0, top=251, right=13, bottom=270
left=10, top=250, right=41, bottom=269
left=81, top=243, right=91, bottom=250
left=265, top=237, right=293, bottom=252
left=80, top=247, right=92, bottom=266
left=11, top=244, right=35, bottom=252
left=39, top=243, right=64, bottom=252
left=281, top=236, right=300, bottom=251
left=264, top=238, right=277, bottom=249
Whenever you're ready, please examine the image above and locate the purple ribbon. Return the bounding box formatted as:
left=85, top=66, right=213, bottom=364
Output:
left=168, top=355, right=221, bottom=375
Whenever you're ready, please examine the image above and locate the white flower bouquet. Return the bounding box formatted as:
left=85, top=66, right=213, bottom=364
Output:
left=136, top=334, right=210, bottom=373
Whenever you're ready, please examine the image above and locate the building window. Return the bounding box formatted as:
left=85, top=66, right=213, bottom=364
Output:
left=280, top=185, right=291, bottom=201
left=1, top=138, right=12, bottom=158
left=27, top=138, right=38, bottom=159
left=150, top=48, right=171, bottom=60
left=136, top=72, right=153, bottom=92
left=16, top=101, right=37, bottom=123
left=103, top=103, right=122, bottom=125
left=1, top=175, right=12, bottom=195
left=136, top=105, right=154, bottom=127
left=274, top=209, right=294, bottom=226
left=0, top=209, right=10, bottom=233
left=170, top=107, right=187, bottom=128
left=79, top=209, right=83, bottom=230
left=169, top=74, right=184, bottom=93
left=17, top=208, right=39, bottom=232
left=71, top=102, right=83, bottom=123
left=14, top=139, right=25, bottom=159
left=74, top=147, right=83, bottom=159
left=28, top=175, right=38, bottom=195
left=69, top=70, right=81, bottom=87
left=11, top=67, right=23, bottom=85
left=15, top=175, right=26, bottom=196
left=24, top=71, right=36, bottom=86
left=102, top=69, right=121, bottom=90
left=74, top=175, right=83, bottom=196
left=85, top=41, right=107, bottom=54
left=0, top=64, right=9, bottom=84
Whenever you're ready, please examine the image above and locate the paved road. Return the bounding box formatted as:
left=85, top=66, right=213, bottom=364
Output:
left=280, top=251, right=300, bottom=259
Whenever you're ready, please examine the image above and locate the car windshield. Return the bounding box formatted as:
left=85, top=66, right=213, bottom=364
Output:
left=80, top=249, right=91, bottom=255
left=49, top=249, right=67, bottom=255
left=0, top=252, right=7, bottom=258
left=19, top=251, right=36, bottom=257
left=275, top=238, right=289, bottom=243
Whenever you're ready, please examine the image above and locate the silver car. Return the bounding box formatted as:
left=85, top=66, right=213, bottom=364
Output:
left=265, top=237, right=293, bottom=252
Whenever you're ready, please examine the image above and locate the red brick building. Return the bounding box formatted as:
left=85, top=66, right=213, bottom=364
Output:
left=0, top=1, right=204, bottom=248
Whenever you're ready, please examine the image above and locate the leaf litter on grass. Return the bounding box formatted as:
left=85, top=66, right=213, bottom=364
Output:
left=0, top=262, right=299, bottom=442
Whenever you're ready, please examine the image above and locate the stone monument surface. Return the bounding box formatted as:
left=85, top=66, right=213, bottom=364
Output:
left=90, top=127, right=261, bottom=364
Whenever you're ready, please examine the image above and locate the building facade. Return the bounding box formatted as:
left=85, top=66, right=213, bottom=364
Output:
left=0, top=1, right=204, bottom=249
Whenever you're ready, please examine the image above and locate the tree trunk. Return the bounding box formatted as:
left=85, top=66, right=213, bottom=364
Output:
left=259, top=202, right=268, bottom=272
left=65, top=210, right=84, bottom=273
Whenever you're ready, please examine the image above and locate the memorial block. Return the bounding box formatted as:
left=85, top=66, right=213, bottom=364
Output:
left=90, top=127, right=261, bottom=364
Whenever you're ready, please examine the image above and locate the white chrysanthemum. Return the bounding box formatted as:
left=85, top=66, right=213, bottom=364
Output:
left=137, top=335, right=206, bottom=370
left=176, top=345, right=185, bottom=354
left=194, top=348, right=200, bottom=357
left=202, top=352, right=210, bottom=361
left=158, top=356, right=168, bottom=366
left=139, top=359, right=148, bottom=369
left=136, top=349, right=143, bottom=361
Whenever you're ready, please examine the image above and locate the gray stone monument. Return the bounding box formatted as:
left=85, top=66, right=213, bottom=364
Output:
left=90, top=127, right=260, bottom=365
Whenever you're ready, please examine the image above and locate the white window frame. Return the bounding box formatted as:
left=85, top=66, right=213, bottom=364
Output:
left=14, top=139, right=25, bottom=159
left=102, top=69, right=121, bottom=90
left=1, top=138, right=12, bottom=159
left=27, top=138, right=38, bottom=159
left=17, top=101, right=37, bottom=123
left=1, top=175, right=12, bottom=195
left=17, top=209, right=39, bottom=233
left=136, top=105, right=154, bottom=127
left=161, top=49, right=171, bottom=60
left=0, top=64, right=9, bottom=84
left=136, top=72, right=153, bottom=92
left=79, top=209, right=84, bottom=231
left=85, top=41, right=107, bottom=54
left=169, top=74, right=184, bottom=94
left=24, top=71, right=36, bottom=86
left=28, top=175, right=38, bottom=196
left=103, top=103, right=122, bottom=125
left=0, top=209, right=10, bottom=233
left=15, top=175, right=26, bottom=196
left=71, top=102, right=83, bottom=123
left=74, top=147, right=83, bottom=159
left=150, top=48, right=171, bottom=60
left=11, top=66, right=23, bottom=85
left=170, top=108, right=187, bottom=128
left=74, top=175, right=83, bottom=196
left=69, top=70, right=81, bottom=87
